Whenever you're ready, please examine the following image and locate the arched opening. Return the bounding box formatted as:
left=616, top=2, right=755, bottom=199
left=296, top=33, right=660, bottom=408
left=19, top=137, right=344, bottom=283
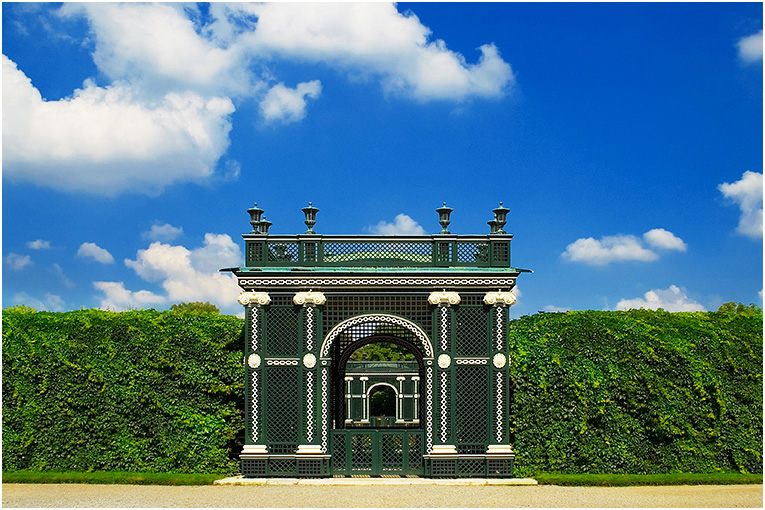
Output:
left=334, top=335, right=424, bottom=429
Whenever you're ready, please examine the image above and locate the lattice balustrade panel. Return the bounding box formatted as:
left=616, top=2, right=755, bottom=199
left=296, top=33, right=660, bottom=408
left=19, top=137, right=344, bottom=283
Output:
left=431, top=460, right=456, bottom=477
left=241, top=459, right=267, bottom=477
left=350, top=434, right=373, bottom=472
left=332, top=433, right=347, bottom=472
left=457, top=444, right=486, bottom=455
left=323, top=294, right=432, bottom=338
left=455, top=306, right=488, bottom=356
left=246, top=242, right=264, bottom=265
left=269, top=459, right=296, bottom=475
left=455, top=365, right=489, bottom=447
left=492, top=243, right=509, bottom=264
left=269, top=294, right=295, bottom=306
left=303, top=242, right=318, bottom=264
left=322, top=241, right=432, bottom=265
left=381, top=434, right=404, bottom=472
left=267, top=242, right=299, bottom=263
left=265, top=306, right=300, bottom=356
left=297, top=459, right=323, bottom=477
left=408, top=434, right=423, bottom=471
left=458, top=459, right=485, bottom=477
left=456, top=242, right=489, bottom=264
left=488, top=459, right=514, bottom=477
left=264, top=365, right=299, bottom=447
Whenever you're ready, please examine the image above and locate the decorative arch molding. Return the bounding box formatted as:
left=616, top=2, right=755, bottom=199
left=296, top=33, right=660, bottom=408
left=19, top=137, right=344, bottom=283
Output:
left=321, top=313, right=434, bottom=359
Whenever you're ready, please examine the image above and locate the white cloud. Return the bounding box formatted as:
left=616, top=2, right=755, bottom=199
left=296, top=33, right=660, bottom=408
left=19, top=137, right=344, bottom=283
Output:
left=242, top=3, right=514, bottom=101
left=562, top=234, right=658, bottom=266
left=109, top=233, right=243, bottom=313
left=27, top=239, right=51, bottom=250
left=260, top=81, right=322, bottom=124
left=77, top=242, right=114, bottom=264
left=93, top=281, right=166, bottom=311
left=615, top=285, right=705, bottom=312
left=718, top=171, right=763, bottom=239
left=543, top=305, right=569, bottom=312
left=12, top=292, right=66, bottom=312
left=52, top=263, right=75, bottom=288
left=2, top=56, right=235, bottom=196
left=4, top=253, right=33, bottom=270
left=369, top=214, right=427, bottom=236
left=643, top=228, right=687, bottom=251
left=142, top=223, right=184, bottom=242
left=737, top=30, right=763, bottom=63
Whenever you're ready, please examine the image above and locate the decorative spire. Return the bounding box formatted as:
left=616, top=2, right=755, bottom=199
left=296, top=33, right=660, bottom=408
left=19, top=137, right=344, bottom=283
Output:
left=492, top=202, right=509, bottom=235
left=247, top=202, right=264, bottom=234
left=436, top=202, right=453, bottom=235
left=302, top=202, right=319, bottom=234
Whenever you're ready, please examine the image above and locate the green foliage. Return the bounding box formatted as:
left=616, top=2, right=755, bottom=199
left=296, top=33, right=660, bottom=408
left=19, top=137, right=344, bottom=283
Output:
left=370, top=387, right=396, bottom=417
left=171, top=302, right=220, bottom=314
left=350, top=342, right=415, bottom=361
left=509, top=309, right=763, bottom=476
left=717, top=302, right=762, bottom=316
left=2, top=308, right=244, bottom=474
left=2, top=470, right=224, bottom=485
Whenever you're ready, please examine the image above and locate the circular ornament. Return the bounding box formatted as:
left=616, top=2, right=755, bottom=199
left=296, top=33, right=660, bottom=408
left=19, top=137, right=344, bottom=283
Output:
left=303, top=353, right=317, bottom=369
left=437, top=353, right=451, bottom=369
left=247, top=353, right=261, bottom=369
left=493, top=353, right=507, bottom=369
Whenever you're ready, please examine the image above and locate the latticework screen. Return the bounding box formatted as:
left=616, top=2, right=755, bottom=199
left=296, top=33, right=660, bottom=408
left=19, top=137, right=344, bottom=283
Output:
left=322, top=241, right=432, bottom=265
left=455, top=305, right=488, bottom=356
left=323, top=294, right=431, bottom=341
left=264, top=365, right=299, bottom=449
left=455, top=364, right=489, bottom=452
left=265, top=306, right=300, bottom=356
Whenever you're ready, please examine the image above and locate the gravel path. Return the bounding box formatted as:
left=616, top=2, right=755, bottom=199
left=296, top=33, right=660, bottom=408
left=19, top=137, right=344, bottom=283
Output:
left=2, top=483, right=762, bottom=508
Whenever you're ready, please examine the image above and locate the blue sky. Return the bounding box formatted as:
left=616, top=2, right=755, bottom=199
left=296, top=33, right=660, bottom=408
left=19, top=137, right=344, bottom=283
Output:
left=2, top=2, right=763, bottom=316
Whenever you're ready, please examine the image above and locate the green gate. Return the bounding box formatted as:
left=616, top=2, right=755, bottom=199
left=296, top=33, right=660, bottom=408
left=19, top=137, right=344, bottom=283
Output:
left=331, top=430, right=424, bottom=476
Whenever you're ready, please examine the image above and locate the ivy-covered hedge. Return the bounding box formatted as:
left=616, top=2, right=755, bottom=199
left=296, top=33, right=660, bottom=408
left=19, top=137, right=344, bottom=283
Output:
left=4, top=307, right=761, bottom=476
left=2, top=308, right=244, bottom=474
left=509, top=309, right=763, bottom=475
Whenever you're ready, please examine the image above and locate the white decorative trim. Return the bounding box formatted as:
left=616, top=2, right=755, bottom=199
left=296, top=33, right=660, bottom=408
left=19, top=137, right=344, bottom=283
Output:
left=426, top=366, right=434, bottom=454
left=437, top=354, right=451, bottom=369
left=296, top=444, right=323, bottom=455
left=247, top=353, right=261, bottom=369
left=496, top=372, right=504, bottom=443
left=250, top=306, right=259, bottom=351
left=266, top=359, right=299, bottom=366
left=303, top=353, right=317, bottom=369
left=440, top=371, right=449, bottom=443
left=293, top=291, right=327, bottom=306
left=430, top=445, right=457, bottom=455
left=486, top=444, right=514, bottom=455
left=483, top=291, right=516, bottom=306
left=321, top=367, right=329, bottom=453
left=305, top=371, right=314, bottom=442
left=493, top=353, right=507, bottom=369
left=439, top=306, right=449, bottom=351
left=304, top=306, right=314, bottom=351
left=238, top=291, right=271, bottom=306
left=455, top=358, right=488, bottom=365
left=428, top=290, right=461, bottom=305
left=241, top=444, right=268, bottom=455
left=240, top=277, right=517, bottom=288
left=321, top=313, right=433, bottom=357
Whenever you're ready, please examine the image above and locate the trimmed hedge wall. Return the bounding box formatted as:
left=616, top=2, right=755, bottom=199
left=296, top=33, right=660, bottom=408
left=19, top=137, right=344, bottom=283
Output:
left=509, top=309, right=763, bottom=475
left=3, top=307, right=761, bottom=475
left=2, top=308, right=244, bottom=474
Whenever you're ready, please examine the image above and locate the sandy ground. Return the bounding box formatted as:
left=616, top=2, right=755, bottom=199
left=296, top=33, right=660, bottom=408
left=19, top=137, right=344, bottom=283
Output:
left=2, top=483, right=762, bottom=508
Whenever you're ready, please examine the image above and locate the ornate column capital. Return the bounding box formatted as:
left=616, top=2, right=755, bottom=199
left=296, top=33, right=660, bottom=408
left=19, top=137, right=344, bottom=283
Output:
left=238, top=291, right=271, bottom=306
left=483, top=290, right=516, bottom=306
left=293, top=290, right=326, bottom=306
left=428, top=290, right=461, bottom=306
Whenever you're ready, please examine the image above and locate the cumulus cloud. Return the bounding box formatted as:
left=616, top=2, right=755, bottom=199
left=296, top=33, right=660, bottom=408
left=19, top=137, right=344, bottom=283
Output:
left=12, top=292, right=66, bottom=312
left=643, top=228, right=687, bottom=251
left=718, top=171, right=763, bottom=239
left=77, top=242, right=114, bottom=264
left=737, top=30, right=763, bottom=63
left=562, top=228, right=687, bottom=266
left=142, top=223, right=184, bottom=242
left=4, top=253, right=33, bottom=270
left=369, top=214, right=427, bottom=236
left=93, top=281, right=166, bottom=311
left=260, top=81, right=322, bottom=124
left=4, top=3, right=514, bottom=195
left=99, top=233, right=243, bottom=313
left=562, top=234, right=658, bottom=266
left=615, top=285, right=705, bottom=312
left=27, top=239, right=51, bottom=250
left=3, top=56, right=235, bottom=196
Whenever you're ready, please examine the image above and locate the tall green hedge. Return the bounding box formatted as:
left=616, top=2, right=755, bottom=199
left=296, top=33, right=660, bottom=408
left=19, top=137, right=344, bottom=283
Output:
left=508, top=309, right=763, bottom=475
left=3, top=307, right=762, bottom=475
left=2, top=307, right=244, bottom=474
